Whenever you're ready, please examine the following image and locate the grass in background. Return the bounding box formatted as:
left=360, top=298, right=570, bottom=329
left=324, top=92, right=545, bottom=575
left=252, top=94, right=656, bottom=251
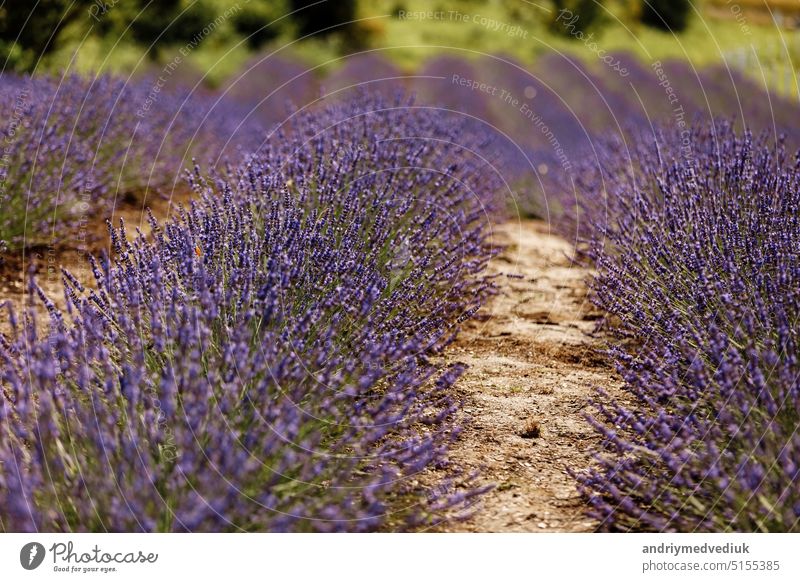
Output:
left=11, top=1, right=800, bottom=100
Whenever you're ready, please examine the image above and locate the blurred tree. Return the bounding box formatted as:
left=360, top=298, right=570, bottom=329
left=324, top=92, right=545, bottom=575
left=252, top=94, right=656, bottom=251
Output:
left=231, top=0, right=293, bottom=48
left=0, top=0, right=91, bottom=70
left=89, top=0, right=228, bottom=60
left=289, top=0, right=356, bottom=37
left=640, top=0, right=691, bottom=32
left=127, top=0, right=216, bottom=55
left=550, top=0, right=606, bottom=36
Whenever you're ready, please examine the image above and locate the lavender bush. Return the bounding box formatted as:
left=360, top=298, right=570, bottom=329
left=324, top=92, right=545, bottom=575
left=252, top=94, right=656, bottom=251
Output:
left=0, top=73, right=257, bottom=252
left=567, top=122, right=800, bottom=531
left=0, top=92, right=500, bottom=532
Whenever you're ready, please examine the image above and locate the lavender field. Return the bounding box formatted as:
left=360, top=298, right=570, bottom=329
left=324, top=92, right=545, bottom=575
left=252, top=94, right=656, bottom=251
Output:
left=1, top=1, right=799, bottom=538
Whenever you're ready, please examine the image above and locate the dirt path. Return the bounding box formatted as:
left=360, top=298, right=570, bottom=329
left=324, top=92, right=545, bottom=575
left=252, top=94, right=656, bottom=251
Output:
left=0, top=192, right=186, bottom=336
left=436, top=219, right=623, bottom=532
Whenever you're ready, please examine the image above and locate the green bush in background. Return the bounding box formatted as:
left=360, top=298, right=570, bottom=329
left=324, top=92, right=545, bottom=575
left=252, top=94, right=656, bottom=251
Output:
left=290, top=0, right=357, bottom=37
left=0, top=0, right=792, bottom=97
left=641, top=0, right=692, bottom=32
left=0, top=0, right=88, bottom=70
left=232, top=0, right=294, bottom=48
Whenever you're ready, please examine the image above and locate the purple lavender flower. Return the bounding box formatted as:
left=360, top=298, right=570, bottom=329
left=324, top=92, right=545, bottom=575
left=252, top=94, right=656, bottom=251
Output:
left=0, top=73, right=259, bottom=252
left=564, top=121, right=800, bottom=532
left=0, top=91, right=499, bottom=532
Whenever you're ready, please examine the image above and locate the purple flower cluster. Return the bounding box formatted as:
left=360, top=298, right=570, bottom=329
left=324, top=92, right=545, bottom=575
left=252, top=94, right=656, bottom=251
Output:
left=0, top=73, right=257, bottom=251
left=0, top=92, right=499, bottom=531
left=566, top=122, right=800, bottom=531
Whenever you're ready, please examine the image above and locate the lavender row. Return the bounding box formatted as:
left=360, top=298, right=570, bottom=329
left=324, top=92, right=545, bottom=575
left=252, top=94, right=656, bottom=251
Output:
left=226, top=53, right=800, bottom=214
left=0, top=92, right=501, bottom=531
left=0, top=73, right=258, bottom=251
left=564, top=122, right=800, bottom=531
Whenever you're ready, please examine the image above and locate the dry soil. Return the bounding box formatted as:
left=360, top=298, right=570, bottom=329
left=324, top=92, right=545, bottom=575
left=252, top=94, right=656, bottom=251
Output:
left=433, top=219, right=624, bottom=532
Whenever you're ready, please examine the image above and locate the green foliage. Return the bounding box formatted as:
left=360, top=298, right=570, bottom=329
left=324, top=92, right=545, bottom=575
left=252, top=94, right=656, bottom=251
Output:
left=289, top=0, right=356, bottom=37
left=231, top=0, right=293, bottom=48
left=641, top=0, right=692, bottom=32
left=126, top=0, right=217, bottom=57
left=0, top=0, right=90, bottom=70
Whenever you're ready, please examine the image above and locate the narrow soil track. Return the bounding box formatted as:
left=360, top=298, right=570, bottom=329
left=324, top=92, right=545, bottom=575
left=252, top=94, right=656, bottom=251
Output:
left=0, top=192, right=187, bottom=336
left=436, top=219, right=624, bottom=532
